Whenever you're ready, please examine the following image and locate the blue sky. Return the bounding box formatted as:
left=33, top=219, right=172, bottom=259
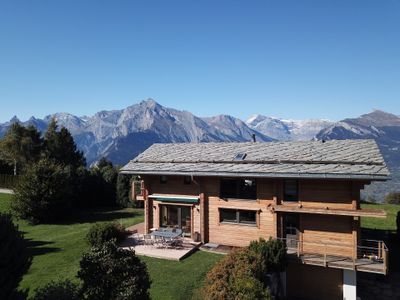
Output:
left=0, top=0, right=399, bottom=122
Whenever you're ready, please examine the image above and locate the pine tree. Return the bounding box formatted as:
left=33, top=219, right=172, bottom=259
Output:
left=12, top=158, right=73, bottom=224
left=44, top=118, right=86, bottom=168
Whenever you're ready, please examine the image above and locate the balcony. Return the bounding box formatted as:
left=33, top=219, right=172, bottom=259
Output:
left=132, top=180, right=145, bottom=201
left=278, top=238, right=388, bottom=275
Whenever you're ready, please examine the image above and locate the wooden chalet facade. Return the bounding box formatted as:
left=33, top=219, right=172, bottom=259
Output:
left=121, top=140, right=390, bottom=300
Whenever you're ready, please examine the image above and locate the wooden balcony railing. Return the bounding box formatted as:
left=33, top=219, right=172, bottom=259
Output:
left=132, top=180, right=145, bottom=201
left=276, top=237, right=388, bottom=275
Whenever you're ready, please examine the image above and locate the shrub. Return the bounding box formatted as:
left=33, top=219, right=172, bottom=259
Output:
left=204, top=248, right=270, bottom=300
left=86, top=222, right=126, bottom=247
left=11, top=159, right=73, bottom=224
left=0, top=213, right=32, bottom=299
left=78, top=240, right=151, bottom=300
left=248, top=238, right=287, bottom=273
left=385, top=192, right=400, bottom=204
left=32, top=280, right=80, bottom=300
left=204, top=238, right=287, bottom=300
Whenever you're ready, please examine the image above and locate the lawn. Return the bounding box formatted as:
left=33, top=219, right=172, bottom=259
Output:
left=0, top=193, right=222, bottom=299
left=361, top=202, right=400, bottom=231
left=142, top=252, right=222, bottom=300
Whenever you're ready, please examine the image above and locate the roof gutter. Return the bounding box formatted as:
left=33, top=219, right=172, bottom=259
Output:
left=119, top=169, right=389, bottom=181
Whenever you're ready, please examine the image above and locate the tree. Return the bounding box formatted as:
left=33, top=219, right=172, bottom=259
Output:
left=116, top=174, right=132, bottom=208
left=0, top=213, right=32, bottom=299
left=203, top=238, right=286, bottom=300
left=12, top=159, right=73, bottom=224
left=87, top=158, right=118, bottom=206
left=204, top=248, right=270, bottom=300
left=44, top=118, right=85, bottom=168
left=385, top=192, right=400, bottom=204
left=78, top=240, right=151, bottom=300
left=32, top=280, right=80, bottom=300
left=397, top=211, right=400, bottom=240
left=86, top=222, right=126, bottom=248
left=0, top=123, right=43, bottom=175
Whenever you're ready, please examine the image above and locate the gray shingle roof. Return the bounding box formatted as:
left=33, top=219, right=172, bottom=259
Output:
left=120, top=140, right=389, bottom=180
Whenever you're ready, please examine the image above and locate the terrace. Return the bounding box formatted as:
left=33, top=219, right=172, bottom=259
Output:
left=121, top=225, right=201, bottom=260
left=279, top=237, right=389, bottom=275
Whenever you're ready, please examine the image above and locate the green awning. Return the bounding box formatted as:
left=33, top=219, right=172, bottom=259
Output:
left=148, top=194, right=199, bottom=204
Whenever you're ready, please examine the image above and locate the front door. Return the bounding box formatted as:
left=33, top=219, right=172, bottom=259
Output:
left=160, top=205, right=192, bottom=237
left=284, top=213, right=299, bottom=249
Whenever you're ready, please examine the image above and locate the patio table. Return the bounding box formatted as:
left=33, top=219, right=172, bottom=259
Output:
left=150, top=230, right=181, bottom=239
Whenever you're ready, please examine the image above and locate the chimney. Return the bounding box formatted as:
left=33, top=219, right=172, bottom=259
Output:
left=252, top=133, right=256, bottom=142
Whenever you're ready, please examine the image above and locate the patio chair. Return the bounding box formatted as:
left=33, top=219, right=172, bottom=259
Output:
left=133, top=233, right=144, bottom=245
left=171, top=237, right=183, bottom=249
left=143, top=234, right=154, bottom=247
left=163, top=237, right=174, bottom=248
left=154, top=235, right=165, bottom=248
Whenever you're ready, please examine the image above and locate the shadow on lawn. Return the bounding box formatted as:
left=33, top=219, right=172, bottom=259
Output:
left=53, top=208, right=143, bottom=225
left=25, top=239, right=61, bottom=256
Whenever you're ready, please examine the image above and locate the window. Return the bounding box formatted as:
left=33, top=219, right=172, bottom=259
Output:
left=219, top=208, right=257, bottom=225
left=160, top=175, right=167, bottom=184
left=233, top=152, right=247, bottom=161
left=220, top=178, right=257, bottom=200
left=183, top=176, right=192, bottom=185
left=284, top=179, right=298, bottom=201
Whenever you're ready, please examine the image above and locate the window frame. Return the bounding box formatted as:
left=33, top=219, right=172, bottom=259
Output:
left=283, top=179, right=299, bottom=202
left=219, top=208, right=258, bottom=226
left=220, top=178, right=257, bottom=200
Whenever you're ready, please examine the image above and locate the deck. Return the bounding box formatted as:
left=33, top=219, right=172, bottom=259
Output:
left=287, top=250, right=387, bottom=274
left=281, top=237, right=389, bottom=275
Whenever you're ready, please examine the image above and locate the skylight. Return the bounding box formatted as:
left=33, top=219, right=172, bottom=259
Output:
left=234, top=153, right=247, bottom=161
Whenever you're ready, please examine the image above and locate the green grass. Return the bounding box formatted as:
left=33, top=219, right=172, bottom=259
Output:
left=0, top=193, right=144, bottom=297
left=141, top=252, right=223, bottom=300
left=361, top=202, right=400, bottom=231
left=0, top=193, right=222, bottom=299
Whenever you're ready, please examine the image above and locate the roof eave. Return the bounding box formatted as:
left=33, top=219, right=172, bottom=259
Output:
left=119, top=169, right=389, bottom=181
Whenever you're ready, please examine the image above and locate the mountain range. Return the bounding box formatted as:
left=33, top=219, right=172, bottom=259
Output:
left=0, top=99, right=399, bottom=201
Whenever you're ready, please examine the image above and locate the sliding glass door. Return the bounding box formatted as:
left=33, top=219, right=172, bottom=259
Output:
left=160, top=205, right=192, bottom=237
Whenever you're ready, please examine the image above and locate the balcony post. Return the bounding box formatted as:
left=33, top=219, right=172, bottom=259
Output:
left=199, top=192, right=206, bottom=243
left=297, top=239, right=300, bottom=257
left=343, top=270, right=357, bottom=300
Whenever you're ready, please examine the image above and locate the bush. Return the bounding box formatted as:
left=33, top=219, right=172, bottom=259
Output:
left=11, top=159, right=73, bottom=224
left=86, top=222, right=126, bottom=247
left=32, top=280, right=80, bottom=300
left=204, top=238, right=286, bottom=300
left=204, top=248, right=270, bottom=300
left=385, top=192, right=400, bottom=204
left=78, top=240, right=151, bottom=300
left=0, top=213, right=32, bottom=300
left=249, top=238, right=287, bottom=273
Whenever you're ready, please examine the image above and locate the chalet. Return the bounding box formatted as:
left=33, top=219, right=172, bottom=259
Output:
left=121, top=139, right=390, bottom=300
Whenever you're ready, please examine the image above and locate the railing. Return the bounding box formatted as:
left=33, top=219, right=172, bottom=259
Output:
left=276, top=237, right=388, bottom=274
left=131, top=180, right=144, bottom=200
